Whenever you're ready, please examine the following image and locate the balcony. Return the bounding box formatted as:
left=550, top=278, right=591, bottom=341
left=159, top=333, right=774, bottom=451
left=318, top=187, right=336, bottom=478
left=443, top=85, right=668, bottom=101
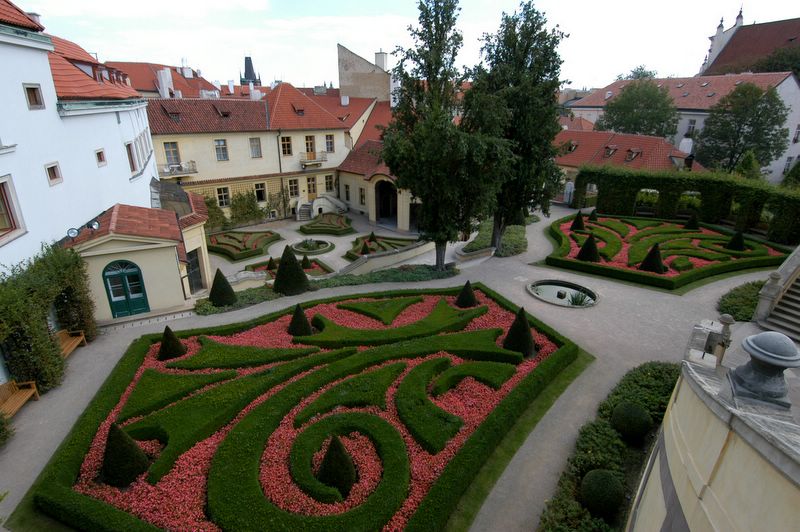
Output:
left=158, top=160, right=198, bottom=177
left=299, top=151, right=327, bottom=168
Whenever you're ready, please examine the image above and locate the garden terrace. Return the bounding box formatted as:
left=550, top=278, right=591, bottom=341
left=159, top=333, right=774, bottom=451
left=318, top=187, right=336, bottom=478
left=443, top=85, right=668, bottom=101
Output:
left=207, top=231, right=281, bottom=261
left=547, top=214, right=789, bottom=289
left=345, top=235, right=419, bottom=261
left=245, top=257, right=334, bottom=277
left=299, top=213, right=356, bottom=236
left=571, top=166, right=800, bottom=244
left=32, top=285, right=578, bottom=532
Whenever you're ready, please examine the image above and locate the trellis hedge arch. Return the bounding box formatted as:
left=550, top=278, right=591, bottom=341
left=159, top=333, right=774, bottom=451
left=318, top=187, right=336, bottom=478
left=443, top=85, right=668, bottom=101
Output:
left=572, top=166, right=800, bottom=244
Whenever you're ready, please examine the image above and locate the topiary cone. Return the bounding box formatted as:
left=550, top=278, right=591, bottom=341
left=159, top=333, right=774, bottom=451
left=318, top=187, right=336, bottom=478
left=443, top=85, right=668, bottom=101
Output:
left=317, top=435, right=357, bottom=500
left=588, top=209, right=598, bottom=221
left=639, top=243, right=666, bottom=273
left=273, top=246, right=309, bottom=296
left=359, top=240, right=371, bottom=256
left=266, top=256, right=276, bottom=270
left=503, top=307, right=536, bottom=357
left=455, top=280, right=477, bottom=308
left=101, top=423, right=150, bottom=487
left=368, top=231, right=377, bottom=242
left=301, top=254, right=312, bottom=269
left=157, top=325, right=186, bottom=361
left=287, top=304, right=312, bottom=336
left=576, top=235, right=600, bottom=262
left=570, top=212, right=585, bottom=231
left=209, top=269, right=237, bottom=307
left=684, top=212, right=699, bottom=230
left=725, top=231, right=745, bottom=251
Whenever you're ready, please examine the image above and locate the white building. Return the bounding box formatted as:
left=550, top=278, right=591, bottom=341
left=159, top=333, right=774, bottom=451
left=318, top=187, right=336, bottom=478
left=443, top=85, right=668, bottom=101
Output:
left=0, top=4, right=156, bottom=267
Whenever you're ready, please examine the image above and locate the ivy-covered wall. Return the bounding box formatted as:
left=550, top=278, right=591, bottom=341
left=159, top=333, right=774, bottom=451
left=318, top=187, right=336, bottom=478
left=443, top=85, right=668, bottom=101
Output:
left=573, top=167, right=800, bottom=244
left=0, top=245, right=96, bottom=391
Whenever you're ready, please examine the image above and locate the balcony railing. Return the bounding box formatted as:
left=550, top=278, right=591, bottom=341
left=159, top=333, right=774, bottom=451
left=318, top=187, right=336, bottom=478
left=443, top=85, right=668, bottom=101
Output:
left=158, top=160, right=198, bottom=177
left=300, top=151, right=327, bottom=167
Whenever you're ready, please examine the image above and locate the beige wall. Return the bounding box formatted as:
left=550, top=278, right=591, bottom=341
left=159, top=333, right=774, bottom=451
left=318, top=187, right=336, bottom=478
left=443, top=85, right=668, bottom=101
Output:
left=348, top=99, right=377, bottom=147
left=338, top=44, right=390, bottom=101
left=181, top=222, right=211, bottom=293
left=338, top=172, right=412, bottom=232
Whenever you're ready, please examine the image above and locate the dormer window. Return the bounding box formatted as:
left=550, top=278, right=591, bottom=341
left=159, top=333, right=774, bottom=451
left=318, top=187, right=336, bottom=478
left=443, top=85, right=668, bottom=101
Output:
left=625, top=148, right=642, bottom=162
left=603, top=145, right=618, bottom=158
left=700, top=82, right=709, bottom=87
left=682, top=92, right=689, bottom=97
left=734, top=80, right=742, bottom=85
left=168, top=112, right=180, bottom=121
left=568, top=141, right=578, bottom=153
left=676, top=83, right=685, bottom=88
left=707, top=92, right=716, bottom=97
left=212, top=103, right=231, bottom=117
left=292, top=103, right=305, bottom=116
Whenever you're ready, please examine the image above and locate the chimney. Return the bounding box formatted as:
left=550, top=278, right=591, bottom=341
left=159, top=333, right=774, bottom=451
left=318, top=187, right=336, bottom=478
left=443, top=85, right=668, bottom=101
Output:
left=249, top=81, right=254, bottom=92
left=174, top=90, right=183, bottom=99
left=228, top=80, right=235, bottom=95
left=340, top=95, right=350, bottom=107
left=26, top=12, right=41, bottom=24
left=213, top=80, right=221, bottom=90
left=196, top=69, right=202, bottom=78
left=375, top=49, right=388, bottom=71
left=250, top=89, right=262, bottom=101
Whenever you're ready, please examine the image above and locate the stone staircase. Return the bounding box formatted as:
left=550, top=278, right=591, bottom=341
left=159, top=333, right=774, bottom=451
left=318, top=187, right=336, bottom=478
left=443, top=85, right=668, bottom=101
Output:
left=765, top=277, right=800, bottom=341
left=297, top=203, right=313, bottom=221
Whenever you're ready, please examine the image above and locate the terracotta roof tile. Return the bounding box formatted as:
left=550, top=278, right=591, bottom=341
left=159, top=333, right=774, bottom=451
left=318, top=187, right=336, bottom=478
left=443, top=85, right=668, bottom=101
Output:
left=66, top=204, right=182, bottom=248
left=571, top=72, right=792, bottom=111
left=338, top=140, right=392, bottom=179
left=266, top=83, right=346, bottom=130
left=304, top=95, right=375, bottom=129
left=0, top=0, right=42, bottom=31
left=559, top=115, right=594, bottom=131
left=705, top=18, right=800, bottom=75
left=148, top=98, right=269, bottom=134
left=178, top=192, right=209, bottom=229
left=220, top=84, right=269, bottom=99
left=106, top=61, right=219, bottom=98
left=355, top=101, right=392, bottom=147
left=298, top=87, right=341, bottom=98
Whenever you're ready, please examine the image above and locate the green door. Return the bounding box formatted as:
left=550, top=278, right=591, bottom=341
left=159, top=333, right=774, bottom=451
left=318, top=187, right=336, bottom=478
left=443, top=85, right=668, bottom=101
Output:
left=103, top=261, right=150, bottom=318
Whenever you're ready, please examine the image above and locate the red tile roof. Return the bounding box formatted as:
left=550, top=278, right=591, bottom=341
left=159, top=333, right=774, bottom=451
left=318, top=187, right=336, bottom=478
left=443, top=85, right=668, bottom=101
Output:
left=571, top=72, right=793, bottom=111
left=305, top=95, right=375, bottom=129
left=705, top=18, right=800, bottom=75
left=0, top=0, right=42, bottom=31
left=178, top=192, right=209, bottom=229
left=298, top=87, right=341, bottom=98
left=147, top=98, right=269, bottom=134
left=554, top=130, right=703, bottom=172
left=338, top=140, right=393, bottom=179
left=266, top=83, right=346, bottom=130
left=106, top=61, right=218, bottom=98
left=559, top=115, right=594, bottom=131
left=47, top=36, right=141, bottom=100
left=66, top=204, right=182, bottom=249
left=220, top=84, right=269, bottom=100
left=356, top=100, right=392, bottom=147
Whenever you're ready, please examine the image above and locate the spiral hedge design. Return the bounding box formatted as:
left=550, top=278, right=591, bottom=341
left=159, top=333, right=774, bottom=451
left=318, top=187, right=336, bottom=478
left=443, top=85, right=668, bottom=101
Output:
left=34, top=285, right=578, bottom=531
left=547, top=215, right=788, bottom=289
left=207, top=231, right=281, bottom=261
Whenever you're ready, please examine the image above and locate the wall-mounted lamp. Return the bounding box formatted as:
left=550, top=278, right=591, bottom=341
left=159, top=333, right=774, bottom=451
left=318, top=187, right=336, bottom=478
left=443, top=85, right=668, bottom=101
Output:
left=86, top=220, right=100, bottom=231
left=66, top=228, right=79, bottom=239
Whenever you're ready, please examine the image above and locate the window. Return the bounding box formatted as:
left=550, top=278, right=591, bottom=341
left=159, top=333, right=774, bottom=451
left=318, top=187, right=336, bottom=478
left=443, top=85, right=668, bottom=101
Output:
left=305, top=135, right=315, bottom=153
left=793, top=125, right=800, bottom=144
left=686, top=119, right=697, bottom=136
left=214, top=139, right=229, bottom=161
left=288, top=178, right=299, bottom=197
left=785, top=156, right=795, bottom=175
left=603, top=145, right=617, bottom=158
left=23, top=84, right=44, bottom=110
left=325, top=134, right=335, bottom=153
left=281, top=136, right=292, bottom=156
left=125, top=142, right=137, bottom=172
left=216, top=187, right=230, bottom=207
left=255, top=182, right=266, bottom=202
left=325, top=174, right=334, bottom=192
left=359, top=187, right=366, bottom=205
left=45, top=163, right=62, bottom=186
left=345, top=184, right=350, bottom=201
left=249, top=137, right=262, bottom=158
left=0, top=181, right=17, bottom=236
left=307, top=176, right=316, bottom=194
left=624, top=149, right=641, bottom=162
left=164, top=142, right=180, bottom=166
left=95, top=149, right=106, bottom=167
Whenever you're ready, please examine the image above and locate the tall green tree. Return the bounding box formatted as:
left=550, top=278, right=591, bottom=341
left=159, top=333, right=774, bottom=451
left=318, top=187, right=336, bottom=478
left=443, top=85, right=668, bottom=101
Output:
left=382, top=0, right=508, bottom=269
left=595, top=80, right=678, bottom=138
left=616, top=65, right=658, bottom=80
left=465, top=1, right=564, bottom=249
left=696, top=83, right=789, bottom=172
left=752, top=47, right=800, bottom=77
left=734, top=150, right=762, bottom=180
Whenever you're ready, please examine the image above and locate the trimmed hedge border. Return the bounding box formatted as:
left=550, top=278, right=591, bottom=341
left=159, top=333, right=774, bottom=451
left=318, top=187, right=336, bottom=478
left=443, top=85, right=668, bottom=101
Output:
left=298, top=213, right=357, bottom=236
left=546, top=215, right=789, bottom=290
left=207, top=231, right=281, bottom=261
left=29, top=283, right=578, bottom=531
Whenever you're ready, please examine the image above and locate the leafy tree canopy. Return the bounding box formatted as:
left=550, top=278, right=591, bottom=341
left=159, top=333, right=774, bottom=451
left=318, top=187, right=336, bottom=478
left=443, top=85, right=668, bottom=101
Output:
left=595, top=79, right=678, bottom=138
left=696, top=83, right=789, bottom=172
left=616, top=65, right=658, bottom=80
left=734, top=150, right=763, bottom=180
left=751, top=46, right=800, bottom=77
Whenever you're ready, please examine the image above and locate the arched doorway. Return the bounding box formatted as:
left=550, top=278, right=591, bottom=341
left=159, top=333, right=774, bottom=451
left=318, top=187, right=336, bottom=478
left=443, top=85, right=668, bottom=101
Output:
left=375, top=180, right=397, bottom=227
left=103, top=260, right=150, bottom=318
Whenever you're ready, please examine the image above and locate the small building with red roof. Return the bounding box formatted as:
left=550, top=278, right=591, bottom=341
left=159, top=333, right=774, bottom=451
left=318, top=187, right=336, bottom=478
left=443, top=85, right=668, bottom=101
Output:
left=105, top=61, right=220, bottom=99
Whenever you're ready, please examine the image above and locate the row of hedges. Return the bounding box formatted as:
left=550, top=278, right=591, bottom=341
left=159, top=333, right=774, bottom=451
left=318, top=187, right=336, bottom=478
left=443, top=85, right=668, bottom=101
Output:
left=298, top=213, right=356, bottom=236
left=31, top=284, right=578, bottom=531
left=572, top=166, right=800, bottom=244
left=538, top=362, right=680, bottom=531
left=206, top=231, right=281, bottom=261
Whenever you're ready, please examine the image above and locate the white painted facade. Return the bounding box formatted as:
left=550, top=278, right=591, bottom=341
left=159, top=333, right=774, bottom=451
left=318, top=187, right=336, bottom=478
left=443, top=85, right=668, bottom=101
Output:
left=0, top=24, right=155, bottom=268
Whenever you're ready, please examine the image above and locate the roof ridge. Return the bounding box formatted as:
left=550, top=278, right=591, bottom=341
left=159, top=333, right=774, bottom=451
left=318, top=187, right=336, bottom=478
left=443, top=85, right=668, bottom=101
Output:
left=109, top=204, right=120, bottom=233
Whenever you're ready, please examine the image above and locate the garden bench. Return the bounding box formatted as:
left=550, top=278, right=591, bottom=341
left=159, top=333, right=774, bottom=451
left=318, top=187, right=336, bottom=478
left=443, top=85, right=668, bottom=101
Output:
left=56, top=329, right=86, bottom=359
left=0, top=380, right=39, bottom=419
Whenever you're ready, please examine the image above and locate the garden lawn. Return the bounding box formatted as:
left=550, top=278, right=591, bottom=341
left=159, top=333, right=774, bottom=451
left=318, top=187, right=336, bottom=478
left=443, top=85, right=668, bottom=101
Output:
left=30, top=285, right=579, bottom=532
left=462, top=218, right=533, bottom=257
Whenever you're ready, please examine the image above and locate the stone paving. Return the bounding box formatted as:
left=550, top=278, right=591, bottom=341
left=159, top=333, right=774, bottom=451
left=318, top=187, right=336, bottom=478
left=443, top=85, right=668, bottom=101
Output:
left=0, top=205, right=778, bottom=530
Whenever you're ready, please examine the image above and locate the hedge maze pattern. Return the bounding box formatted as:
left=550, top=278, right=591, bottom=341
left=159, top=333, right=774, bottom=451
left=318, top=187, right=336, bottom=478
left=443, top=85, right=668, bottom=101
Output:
left=49, top=287, right=576, bottom=531
left=345, top=235, right=419, bottom=261
left=207, top=231, right=280, bottom=261
left=299, top=213, right=356, bottom=236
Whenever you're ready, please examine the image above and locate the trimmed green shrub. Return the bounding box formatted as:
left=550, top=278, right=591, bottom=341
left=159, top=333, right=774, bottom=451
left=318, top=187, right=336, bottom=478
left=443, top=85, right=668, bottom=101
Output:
left=360, top=240, right=371, bottom=256
left=301, top=254, right=311, bottom=269
left=157, top=326, right=186, bottom=361
left=569, top=420, right=625, bottom=478
left=368, top=231, right=377, bottom=242
left=576, top=235, right=600, bottom=262
left=431, top=361, right=516, bottom=396
left=287, top=304, right=312, bottom=336
left=0, top=414, right=12, bottom=447
left=717, top=280, right=765, bottom=321
left=273, top=246, right=309, bottom=296
left=299, top=213, right=356, bottom=236
left=337, top=296, right=423, bottom=325
left=611, top=401, right=652, bottom=445
left=671, top=256, right=694, bottom=272
left=455, top=280, right=477, bottom=308
left=101, top=424, right=149, bottom=487
left=588, top=209, right=598, bottom=221
left=725, top=231, right=746, bottom=251
left=168, top=337, right=317, bottom=370
left=598, top=362, right=680, bottom=423
left=639, top=243, right=666, bottom=273
left=316, top=435, right=357, bottom=499
left=570, top=212, right=585, bottom=231
left=266, top=257, right=276, bottom=270
left=208, top=269, right=237, bottom=307
left=684, top=212, right=699, bottom=229
left=580, top=469, right=624, bottom=520
left=502, top=307, right=536, bottom=357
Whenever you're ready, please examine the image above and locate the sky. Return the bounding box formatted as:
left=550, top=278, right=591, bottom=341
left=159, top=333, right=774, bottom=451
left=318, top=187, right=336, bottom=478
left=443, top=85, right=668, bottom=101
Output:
left=19, top=0, right=800, bottom=90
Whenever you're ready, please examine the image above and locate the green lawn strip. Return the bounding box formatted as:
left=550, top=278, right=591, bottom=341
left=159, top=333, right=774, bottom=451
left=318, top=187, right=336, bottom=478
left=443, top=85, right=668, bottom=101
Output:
left=337, top=296, right=424, bottom=325
left=627, top=232, right=721, bottom=264
left=696, top=239, right=770, bottom=258
left=574, top=226, right=622, bottom=260
left=299, top=214, right=356, bottom=236
left=118, top=369, right=237, bottom=422
left=125, top=349, right=353, bottom=483
left=590, top=219, right=630, bottom=238
left=443, top=350, right=594, bottom=532
left=627, top=224, right=689, bottom=243
left=298, top=299, right=488, bottom=348
left=619, top=218, right=662, bottom=230
left=431, top=361, right=517, bottom=396
left=313, top=265, right=458, bottom=288
left=166, top=336, right=319, bottom=370
left=462, top=220, right=528, bottom=257
left=294, top=362, right=407, bottom=427
left=396, top=358, right=462, bottom=454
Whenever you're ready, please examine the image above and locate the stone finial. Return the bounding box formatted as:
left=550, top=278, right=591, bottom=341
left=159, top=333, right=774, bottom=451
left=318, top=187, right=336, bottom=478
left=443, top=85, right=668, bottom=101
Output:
left=754, top=272, right=784, bottom=322
left=730, top=331, right=800, bottom=407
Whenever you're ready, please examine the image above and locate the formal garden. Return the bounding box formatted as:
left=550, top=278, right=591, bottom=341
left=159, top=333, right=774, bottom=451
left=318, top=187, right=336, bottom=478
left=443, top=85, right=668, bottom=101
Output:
left=206, top=231, right=281, bottom=261
left=245, top=255, right=334, bottom=277
left=299, top=213, right=356, bottom=236
left=345, top=233, right=419, bottom=261
left=32, top=283, right=580, bottom=531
